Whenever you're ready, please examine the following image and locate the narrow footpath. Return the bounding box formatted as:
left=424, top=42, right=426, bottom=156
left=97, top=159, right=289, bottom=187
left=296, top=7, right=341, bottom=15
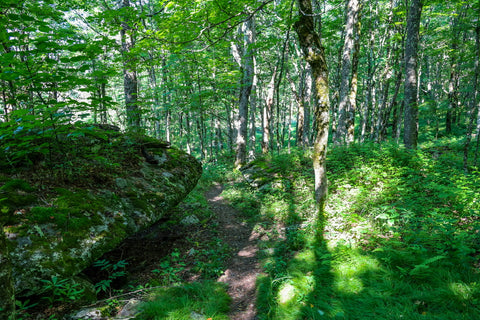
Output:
left=205, top=183, right=261, bottom=320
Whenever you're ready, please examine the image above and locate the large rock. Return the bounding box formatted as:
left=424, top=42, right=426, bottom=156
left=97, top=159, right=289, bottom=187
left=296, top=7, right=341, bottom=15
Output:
left=0, top=127, right=202, bottom=299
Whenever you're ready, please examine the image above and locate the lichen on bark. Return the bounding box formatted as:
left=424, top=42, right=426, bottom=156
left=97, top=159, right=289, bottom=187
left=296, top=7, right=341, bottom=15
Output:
left=295, top=0, right=330, bottom=211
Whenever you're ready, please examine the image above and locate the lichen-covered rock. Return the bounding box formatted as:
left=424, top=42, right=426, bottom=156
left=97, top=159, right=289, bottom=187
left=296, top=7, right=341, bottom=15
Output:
left=1, top=128, right=202, bottom=299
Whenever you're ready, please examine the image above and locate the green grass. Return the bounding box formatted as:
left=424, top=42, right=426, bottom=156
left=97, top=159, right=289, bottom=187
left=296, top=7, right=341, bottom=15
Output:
left=221, top=143, right=480, bottom=319
left=135, top=281, right=231, bottom=320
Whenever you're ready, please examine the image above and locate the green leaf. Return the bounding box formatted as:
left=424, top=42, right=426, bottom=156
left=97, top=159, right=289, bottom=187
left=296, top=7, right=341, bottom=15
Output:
left=38, top=25, right=52, bottom=33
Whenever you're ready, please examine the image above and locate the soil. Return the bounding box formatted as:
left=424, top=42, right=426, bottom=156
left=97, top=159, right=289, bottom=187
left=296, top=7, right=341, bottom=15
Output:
left=207, top=183, right=261, bottom=320
left=24, top=183, right=261, bottom=319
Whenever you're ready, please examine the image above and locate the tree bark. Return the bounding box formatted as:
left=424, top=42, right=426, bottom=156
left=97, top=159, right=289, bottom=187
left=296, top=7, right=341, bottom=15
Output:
left=235, top=17, right=255, bottom=168
left=287, top=68, right=305, bottom=148
left=120, top=0, right=140, bottom=130
left=465, top=18, right=480, bottom=169
left=403, top=0, right=423, bottom=149
left=248, top=55, right=258, bottom=160
left=304, top=64, right=312, bottom=146
left=262, top=68, right=276, bottom=154
left=446, top=12, right=460, bottom=135
left=295, top=0, right=330, bottom=209
left=360, top=28, right=376, bottom=142
left=334, top=0, right=361, bottom=144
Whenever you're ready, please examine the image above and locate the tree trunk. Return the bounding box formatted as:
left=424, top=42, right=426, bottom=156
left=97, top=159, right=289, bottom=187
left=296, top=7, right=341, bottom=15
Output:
left=185, top=113, right=192, bottom=154
left=120, top=0, right=140, bottom=130
left=262, top=68, right=276, bottom=154
left=197, top=111, right=206, bottom=160
left=287, top=69, right=305, bottom=148
left=334, top=0, right=361, bottom=144
left=403, top=0, right=423, bottom=149
left=147, top=55, right=160, bottom=137
left=235, top=17, right=255, bottom=168
left=161, top=57, right=172, bottom=143
left=304, top=64, right=312, bottom=146
left=383, top=68, right=402, bottom=140
left=287, top=100, right=293, bottom=152
left=248, top=55, right=258, bottom=160
left=346, top=6, right=361, bottom=144
left=360, top=30, right=376, bottom=142
left=295, top=0, right=330, bottom=209
left=465, top=18, right=480, bottom=169
left=214, top=115, right=223, bottom=152
left=225, top=101, right=235, bottom=152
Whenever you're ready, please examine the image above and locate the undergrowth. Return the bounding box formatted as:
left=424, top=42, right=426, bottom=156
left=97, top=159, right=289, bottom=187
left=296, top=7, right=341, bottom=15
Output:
left=222, top=142, right=480, bottom=319
left=136, top=281, right=231, bottom=320
left=14, top=141, right=480, bottom=319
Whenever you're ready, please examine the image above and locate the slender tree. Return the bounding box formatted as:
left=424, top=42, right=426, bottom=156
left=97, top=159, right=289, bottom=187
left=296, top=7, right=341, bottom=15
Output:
left=120, top=0, right=141, bottom=130
left=295, top=0, right=330, bottom=209
left=465, top=12, right=480, bottom=169
left=262, top=68, right=276, bottom=154
left=403, top=0, right=423, bottom=149
left=334, top=0, right=361, bottom=144
left=235, top=16, right=255, bottom=168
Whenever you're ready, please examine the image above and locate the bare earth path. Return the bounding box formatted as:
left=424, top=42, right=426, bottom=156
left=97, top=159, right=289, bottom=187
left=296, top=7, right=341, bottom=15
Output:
left=206, top=183, right=261, bottom=320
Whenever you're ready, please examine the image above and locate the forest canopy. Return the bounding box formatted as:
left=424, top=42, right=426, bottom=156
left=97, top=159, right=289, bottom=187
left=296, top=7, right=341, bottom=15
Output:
left=1, top=0, right=479, bottom=170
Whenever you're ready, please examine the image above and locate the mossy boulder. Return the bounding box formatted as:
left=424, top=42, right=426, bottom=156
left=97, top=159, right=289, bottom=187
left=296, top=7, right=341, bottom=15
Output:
left=0, top=126, right=202, bottom=299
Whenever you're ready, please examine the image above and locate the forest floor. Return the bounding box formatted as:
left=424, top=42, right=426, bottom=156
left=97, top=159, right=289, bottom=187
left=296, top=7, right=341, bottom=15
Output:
left=113, top=182, right=263, bottom=319
left=25, top=182, right=261, bottom=319
left=206, top=182, right=261, bottom=320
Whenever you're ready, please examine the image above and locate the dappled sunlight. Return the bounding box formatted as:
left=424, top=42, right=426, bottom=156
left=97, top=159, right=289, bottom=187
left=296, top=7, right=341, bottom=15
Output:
left=332, top=250, right=381, bottom=295
left=447, top=281, right=477, bottom=302
left=218, top=145, right=480, bottom=319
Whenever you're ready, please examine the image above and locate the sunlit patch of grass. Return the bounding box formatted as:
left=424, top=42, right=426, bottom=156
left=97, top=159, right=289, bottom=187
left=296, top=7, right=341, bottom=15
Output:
left=136, top=281, right=231, bottom=320
left=260, top=194, right=290, bottom=221
left=221, top=186, right=260, bottom=219
left=247, top=143, right=480, bottom=319
left=332, top=250, right=380, bottom=295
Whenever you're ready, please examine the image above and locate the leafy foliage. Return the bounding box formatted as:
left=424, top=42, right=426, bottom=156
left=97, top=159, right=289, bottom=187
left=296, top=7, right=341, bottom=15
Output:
left=93, top=259, right=129, bottom=296
left=40, top=276, right=85, bottom=304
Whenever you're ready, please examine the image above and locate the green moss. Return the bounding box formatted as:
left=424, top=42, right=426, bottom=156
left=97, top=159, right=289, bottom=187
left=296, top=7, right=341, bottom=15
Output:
left=0, top=179, right=37, bottom=225
left=129, top=196, right=150, bottom=212
left=30, top=207, right=57, bottom=224
left=68, top=216, right=92, bottom=230
left=1, top=129, right=202, bottom=302
left=56, top=188, right=104, bottom=214
left=1, top=179, right=35, bottom=193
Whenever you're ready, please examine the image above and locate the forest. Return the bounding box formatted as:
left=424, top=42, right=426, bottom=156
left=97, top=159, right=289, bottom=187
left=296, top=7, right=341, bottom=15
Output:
left=1, top=0, right=480, bottom=319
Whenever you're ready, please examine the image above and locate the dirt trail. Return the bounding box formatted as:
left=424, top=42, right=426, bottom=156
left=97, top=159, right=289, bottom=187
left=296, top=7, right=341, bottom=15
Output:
left=206, top=183, right=261, bottom=320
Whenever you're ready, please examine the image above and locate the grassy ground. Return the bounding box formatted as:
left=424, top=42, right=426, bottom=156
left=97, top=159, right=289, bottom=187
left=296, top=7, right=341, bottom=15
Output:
left=17, top=140, right=480, bottom=319
left=222, top=139, right=480, bottom=319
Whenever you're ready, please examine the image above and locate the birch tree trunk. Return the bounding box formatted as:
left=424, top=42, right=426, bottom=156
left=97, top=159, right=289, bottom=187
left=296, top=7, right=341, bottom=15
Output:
left=403, top=0, right=423, bottom=149
left=295, top=0, right=330, bottom=209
